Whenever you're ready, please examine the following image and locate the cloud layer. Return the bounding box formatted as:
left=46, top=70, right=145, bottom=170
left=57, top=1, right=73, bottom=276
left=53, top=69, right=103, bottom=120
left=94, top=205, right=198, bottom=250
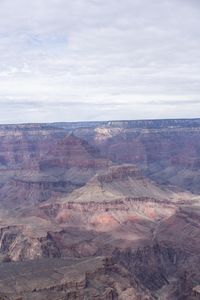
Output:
left=0, top=0, right=199, bottom=123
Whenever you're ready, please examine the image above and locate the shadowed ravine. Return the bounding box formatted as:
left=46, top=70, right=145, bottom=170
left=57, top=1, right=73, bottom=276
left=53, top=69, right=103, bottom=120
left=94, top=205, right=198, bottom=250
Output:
left=0, top=119, right=199, bottom=299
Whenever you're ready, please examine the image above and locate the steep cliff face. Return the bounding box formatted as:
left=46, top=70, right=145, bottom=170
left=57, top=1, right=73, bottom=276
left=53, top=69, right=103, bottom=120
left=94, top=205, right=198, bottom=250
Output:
left=1, top=119, right=200, bottom=194
left=73, top=119, right=200, bottom=193
left=113, top=205, right=200, bottom=300
left=0, top=130, right=110, bottom=208
left=0, top=119, right=199, bottom=300
left=0, top=165, right=177, bottom=261
left=0, top=257, right=155, bottom=300
left=0, top=129, right=110, bottom=172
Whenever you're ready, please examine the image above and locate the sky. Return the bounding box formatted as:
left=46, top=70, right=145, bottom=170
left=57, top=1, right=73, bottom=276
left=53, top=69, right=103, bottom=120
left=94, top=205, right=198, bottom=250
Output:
left=0, top=0, right=199, bottom=123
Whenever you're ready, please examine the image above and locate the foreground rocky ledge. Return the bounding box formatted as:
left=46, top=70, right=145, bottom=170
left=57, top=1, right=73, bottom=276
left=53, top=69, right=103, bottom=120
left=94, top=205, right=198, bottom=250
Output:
left=0, top=256, right=154, bottom=300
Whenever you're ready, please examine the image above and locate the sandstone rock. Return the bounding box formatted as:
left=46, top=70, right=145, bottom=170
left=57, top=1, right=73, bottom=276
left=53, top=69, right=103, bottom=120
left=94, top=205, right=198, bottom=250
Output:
left=0, top=120, right=199, bottom=299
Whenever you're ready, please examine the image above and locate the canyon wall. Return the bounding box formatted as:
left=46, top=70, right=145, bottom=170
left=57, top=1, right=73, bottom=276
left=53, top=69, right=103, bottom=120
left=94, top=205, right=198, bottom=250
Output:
left=0, top=119, right=199, bottom=299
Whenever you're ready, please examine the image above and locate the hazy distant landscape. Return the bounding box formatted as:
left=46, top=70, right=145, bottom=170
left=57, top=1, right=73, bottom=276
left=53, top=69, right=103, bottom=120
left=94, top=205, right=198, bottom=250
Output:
left=0, top=119, right=199, bottom=299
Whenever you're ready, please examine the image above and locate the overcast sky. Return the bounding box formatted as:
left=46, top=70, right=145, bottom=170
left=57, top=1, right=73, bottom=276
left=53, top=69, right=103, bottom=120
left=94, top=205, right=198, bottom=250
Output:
left=0, top=0, right=199, bottom=123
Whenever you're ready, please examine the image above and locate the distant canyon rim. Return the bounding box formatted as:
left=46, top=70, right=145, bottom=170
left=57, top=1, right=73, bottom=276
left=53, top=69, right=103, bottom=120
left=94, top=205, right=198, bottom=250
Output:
left=0, top=118, right=199, bottom=299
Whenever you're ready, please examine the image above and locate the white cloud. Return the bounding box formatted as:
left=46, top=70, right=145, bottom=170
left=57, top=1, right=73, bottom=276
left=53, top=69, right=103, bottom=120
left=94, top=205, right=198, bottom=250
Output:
left=0, top=0, right=199, bottom=123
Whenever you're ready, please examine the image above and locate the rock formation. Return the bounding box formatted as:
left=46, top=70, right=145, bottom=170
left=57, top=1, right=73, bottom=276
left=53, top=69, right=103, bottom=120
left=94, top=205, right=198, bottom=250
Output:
left=0, top=119, right=199, bottom=299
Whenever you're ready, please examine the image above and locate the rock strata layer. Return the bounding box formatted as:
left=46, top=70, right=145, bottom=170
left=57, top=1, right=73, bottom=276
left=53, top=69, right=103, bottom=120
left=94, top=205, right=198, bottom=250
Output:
left=0, top=119, right=199, bottom=299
